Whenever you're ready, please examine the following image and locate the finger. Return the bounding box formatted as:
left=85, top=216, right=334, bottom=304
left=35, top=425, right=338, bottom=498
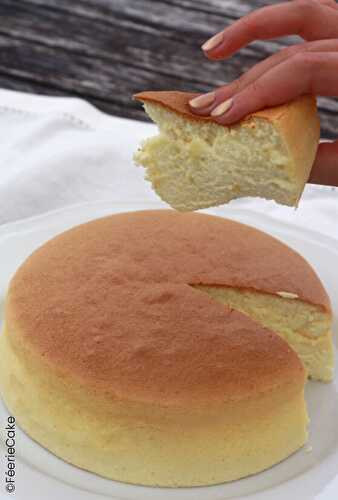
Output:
left=211, top=52, right=338, bottom=125
left=190, top=39, right=338, bottom=115
left=309, top=140, right=338, bottom=186
left=319, top=0, right=338, bottom=10
left=202, top=0, right=338, bottom=60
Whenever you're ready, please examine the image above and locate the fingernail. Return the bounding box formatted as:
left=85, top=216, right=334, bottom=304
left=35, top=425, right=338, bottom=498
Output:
left=189, top=92, right=215, bottom=109
left=201, top=32, right=224, bottom=52
left=211, top=98, right=233, bottom=117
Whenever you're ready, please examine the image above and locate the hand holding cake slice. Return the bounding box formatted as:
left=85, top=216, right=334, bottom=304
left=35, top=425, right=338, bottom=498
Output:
left=134, top=91, right=320, bottom=210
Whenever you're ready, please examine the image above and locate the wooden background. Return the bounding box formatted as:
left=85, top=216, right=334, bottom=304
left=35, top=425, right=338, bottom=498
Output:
left=0, top=0, right=336, bottom=138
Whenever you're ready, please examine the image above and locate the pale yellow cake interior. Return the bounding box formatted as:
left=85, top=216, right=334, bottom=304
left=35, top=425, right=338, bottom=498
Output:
left=192, top=285, right=334, bottom=382
left=134, top=103, right=302, bottom=211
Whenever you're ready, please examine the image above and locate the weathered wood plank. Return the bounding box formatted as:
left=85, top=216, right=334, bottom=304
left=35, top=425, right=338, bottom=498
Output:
left=0, top=0, right=336, bottom=139
left=0, top=73, right=144, bottom=120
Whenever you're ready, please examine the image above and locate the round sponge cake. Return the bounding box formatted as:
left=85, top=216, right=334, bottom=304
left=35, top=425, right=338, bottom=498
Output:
left=0, top=210, right=330, bottom=486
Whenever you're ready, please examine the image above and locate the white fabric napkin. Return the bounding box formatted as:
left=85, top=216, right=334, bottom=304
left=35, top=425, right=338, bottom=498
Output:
left=0, top=88, right=337, bottom=238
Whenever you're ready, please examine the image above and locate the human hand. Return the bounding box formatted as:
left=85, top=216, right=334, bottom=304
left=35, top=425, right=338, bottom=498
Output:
left=189, top=0, right=338, bottom=186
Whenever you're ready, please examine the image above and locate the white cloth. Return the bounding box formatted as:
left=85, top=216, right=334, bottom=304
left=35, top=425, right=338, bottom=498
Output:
left=0, top=88, right=337, bottom=237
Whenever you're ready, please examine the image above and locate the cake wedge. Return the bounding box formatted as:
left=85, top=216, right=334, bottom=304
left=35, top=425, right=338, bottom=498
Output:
left=134, top=91, right=320, bottom=210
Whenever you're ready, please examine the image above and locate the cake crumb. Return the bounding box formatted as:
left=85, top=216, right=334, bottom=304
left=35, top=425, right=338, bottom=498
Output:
left=277, top=291, right=299, bottom=299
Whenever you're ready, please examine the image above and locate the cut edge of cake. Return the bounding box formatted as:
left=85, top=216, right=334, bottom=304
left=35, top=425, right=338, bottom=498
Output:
left=191, top=284, right=334, bottom=382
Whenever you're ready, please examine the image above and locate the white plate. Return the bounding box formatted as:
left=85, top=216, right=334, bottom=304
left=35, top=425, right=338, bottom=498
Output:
left=0, top=201, right=337, bottom=500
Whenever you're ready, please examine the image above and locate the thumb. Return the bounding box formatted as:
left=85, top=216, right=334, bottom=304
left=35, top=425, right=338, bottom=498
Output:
left=309, top=140, right=338, bottom=187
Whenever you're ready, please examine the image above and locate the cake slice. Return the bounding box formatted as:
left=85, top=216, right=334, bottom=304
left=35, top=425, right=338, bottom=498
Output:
left=134, top=91, right=320, bottom=211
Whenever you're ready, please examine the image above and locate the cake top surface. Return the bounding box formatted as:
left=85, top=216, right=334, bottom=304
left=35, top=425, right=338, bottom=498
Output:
left=134, top=90, right=311, bottom=125
left=7, top=210, right=327, bottom=406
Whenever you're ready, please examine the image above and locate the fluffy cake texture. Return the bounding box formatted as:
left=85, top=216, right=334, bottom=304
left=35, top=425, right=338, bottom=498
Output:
left=0, top=210, right=333, bottom=486
left=134, top=91, right=320, bottom=211
left=193, top=285, right=333, bottom=382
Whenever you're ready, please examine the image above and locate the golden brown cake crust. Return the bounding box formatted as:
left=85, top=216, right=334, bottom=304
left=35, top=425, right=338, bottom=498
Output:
left=6, top=210, right=325, bottom=405
left=134, top=90, right=314, bottom=125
